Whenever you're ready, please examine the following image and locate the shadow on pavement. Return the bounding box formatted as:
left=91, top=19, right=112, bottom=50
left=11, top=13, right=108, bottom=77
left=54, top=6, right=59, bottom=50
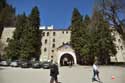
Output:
left=0, top=67, right=5, bottom=70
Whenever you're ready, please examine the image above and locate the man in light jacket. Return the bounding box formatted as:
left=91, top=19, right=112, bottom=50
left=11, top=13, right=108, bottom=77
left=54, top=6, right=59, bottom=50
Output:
left=92, top=61, right=101, bottom=82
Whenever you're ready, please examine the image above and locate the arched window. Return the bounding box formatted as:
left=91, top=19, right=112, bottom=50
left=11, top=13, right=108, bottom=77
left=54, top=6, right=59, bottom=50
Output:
left=52, top=44, right=55, bottom=48
left=44, top=48, right=47, bottom=52
left=53, top=39, right=55, bottom=42
left=42, top=32, right=45, bottom=36
left=47, top=32, right=49, bottom=36
left=45, top=39, right=47, bottom=44
left=53, top=32, right=56, bottom=36
left=52, top=50, right=54, bottom=52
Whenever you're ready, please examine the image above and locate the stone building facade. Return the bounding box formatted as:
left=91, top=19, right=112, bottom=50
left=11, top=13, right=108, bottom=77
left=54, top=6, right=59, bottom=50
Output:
left=40, top=26, right=71, bottom=61
left=110, top=28, right=125, bottom=62
left=0, top=26, right=125, bottom=65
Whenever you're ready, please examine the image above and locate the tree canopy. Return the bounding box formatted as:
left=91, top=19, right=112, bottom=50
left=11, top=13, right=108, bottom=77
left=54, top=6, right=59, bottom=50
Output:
left=70, top=8, right=116, bottom=65
left=94, top=0, right=125, bottom=40
left=6, top=6, right=41, bottom=61
left=0, top=0, right=15, bottom=37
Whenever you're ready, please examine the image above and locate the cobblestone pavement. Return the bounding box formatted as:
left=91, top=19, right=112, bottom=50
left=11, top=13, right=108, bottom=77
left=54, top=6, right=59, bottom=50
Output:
left=0, top=65, right=125, bottom=83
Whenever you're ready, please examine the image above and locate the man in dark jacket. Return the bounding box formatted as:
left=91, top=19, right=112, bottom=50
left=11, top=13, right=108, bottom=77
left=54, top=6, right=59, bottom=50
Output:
left=50, top=62, right=59, bottom=83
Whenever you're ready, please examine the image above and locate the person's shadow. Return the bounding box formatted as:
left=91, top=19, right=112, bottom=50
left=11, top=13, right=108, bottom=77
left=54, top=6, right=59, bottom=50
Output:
left=95, top=80, right=103, bottom=83
left=92, top=78, right=103, bottom=83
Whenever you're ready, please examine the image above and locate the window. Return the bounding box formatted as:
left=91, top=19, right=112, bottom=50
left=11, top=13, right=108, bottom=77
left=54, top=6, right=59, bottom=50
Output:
left=66, top=31, right=68, bottom=34
left=53, top=32, right=56, bottom=36
left=42, top=32, right=45, bottom=36
left=53, top=39, right=55, bottom=42
left=118, top=39, right=121, bottom=43
left=45, top=39, right=47, bottom=44
left=44, top=48, right=47, bottom=52
left=51, top=56, right=53, bottom=58
left=47, top=32, right=49, bottom=36
left=6, top=38, right=10, bottom=42
left=121, top=46, right=123, bottom=50
left=62, top=31, right=64, bottom=34
left=52, top=44, right=55, bottom=48
left=52, top=50, right=54, bottom=52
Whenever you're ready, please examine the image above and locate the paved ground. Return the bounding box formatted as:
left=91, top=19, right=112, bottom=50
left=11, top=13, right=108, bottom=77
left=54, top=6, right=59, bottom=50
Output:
left=0, top=65, right=125, bottom=83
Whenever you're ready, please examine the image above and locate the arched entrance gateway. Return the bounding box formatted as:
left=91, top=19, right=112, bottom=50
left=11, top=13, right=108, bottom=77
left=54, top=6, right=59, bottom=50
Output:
left=60, top=53, right=74, bottom=66
left=56, top=44, right=77, bottom=66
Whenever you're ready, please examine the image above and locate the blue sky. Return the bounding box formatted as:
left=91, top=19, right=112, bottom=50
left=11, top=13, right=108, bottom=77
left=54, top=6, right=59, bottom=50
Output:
left=7, top=0, right=94, bottom=29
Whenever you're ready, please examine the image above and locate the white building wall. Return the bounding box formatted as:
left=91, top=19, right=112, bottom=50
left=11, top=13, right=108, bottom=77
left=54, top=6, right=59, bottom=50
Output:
left=0, top=27, right=15, bottom=55
left=111, top=29, right=125, bottom=62
left=0, top=27, right=15, bottom=46
left=40, top=29, right=71, bottom=61
left=1, top=27, right=125, bottom=63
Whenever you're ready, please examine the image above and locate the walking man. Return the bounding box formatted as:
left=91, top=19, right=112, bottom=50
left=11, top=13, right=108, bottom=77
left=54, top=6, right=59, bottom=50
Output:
left=50, top=62, right=59, bottom=83
left=92, top=61, right=102, bottom=83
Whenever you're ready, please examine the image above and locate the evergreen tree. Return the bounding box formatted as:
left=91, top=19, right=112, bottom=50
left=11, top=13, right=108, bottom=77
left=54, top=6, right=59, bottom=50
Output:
left=84, top=15, right=91, bottom=26
left=91, top=10, right=117, bottom=64
left=5, top=14, right=27, bottom=61
left=81, top=15, right=96, bottom=64
left=19, top=22, right=36, bottom=60
left=70, top=8, right=116, bottom=65
left=0, top=4, right=15, bottom=27
left=0, top=0, right=15, bottom=37
left=0, top=0, right=6, bottom=12
left=71, top=8, right=95, bottom=64
left=70, top=8, right=85, bottom=64
left=28, top=6, right=41, bottom=60
left=6, top=6, right=41, bottom=61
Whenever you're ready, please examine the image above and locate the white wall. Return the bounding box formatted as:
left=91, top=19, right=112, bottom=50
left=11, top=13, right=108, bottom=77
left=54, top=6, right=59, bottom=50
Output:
left=0, top=27, right=15, bottom=46
left=40, top=29, right=71, bottom=61
left=111, top=29, right=125, bottom=62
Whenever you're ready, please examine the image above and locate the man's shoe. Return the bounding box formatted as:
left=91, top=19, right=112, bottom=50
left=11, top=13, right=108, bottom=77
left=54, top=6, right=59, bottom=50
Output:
left=92, top=77, right=97, bottom=82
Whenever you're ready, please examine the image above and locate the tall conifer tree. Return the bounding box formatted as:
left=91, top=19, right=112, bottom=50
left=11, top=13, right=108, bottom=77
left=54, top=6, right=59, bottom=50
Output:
left=28, top=6, right=41, bottom=60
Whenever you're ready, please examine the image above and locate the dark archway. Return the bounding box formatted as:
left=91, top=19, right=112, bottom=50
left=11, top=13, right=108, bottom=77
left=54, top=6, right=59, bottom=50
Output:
left=60, top=53, right=74, bottom=66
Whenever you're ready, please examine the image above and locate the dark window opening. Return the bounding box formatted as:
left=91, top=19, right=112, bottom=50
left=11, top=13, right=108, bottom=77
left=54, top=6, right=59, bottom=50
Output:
left=47, top=32, right=49, bottom=36
left=44, top=48, right=47, bottom=52
left=53, top=39, right=55, bottom=42
left=53, top=32, right=56, bottom=36
left=43, top=32, right=45, bottom=36
left=45, top=39, right=47, bottom=44
left=118, top=39, right=121, bottom=43
left=62, top=31, right=64, bottom=34
left=52, top=50, right=54, bottom=52
left=66, top=31, right=68, bottom=34
left=121, top=46, right=123, bottom=50
left=6, top=38, right=10, bottom=42
left=52, top=44, right=55, bottom=48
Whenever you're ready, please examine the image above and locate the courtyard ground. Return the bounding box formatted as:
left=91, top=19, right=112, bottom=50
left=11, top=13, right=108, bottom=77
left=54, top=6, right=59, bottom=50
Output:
left=0, top=65, right=125, bottom=83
